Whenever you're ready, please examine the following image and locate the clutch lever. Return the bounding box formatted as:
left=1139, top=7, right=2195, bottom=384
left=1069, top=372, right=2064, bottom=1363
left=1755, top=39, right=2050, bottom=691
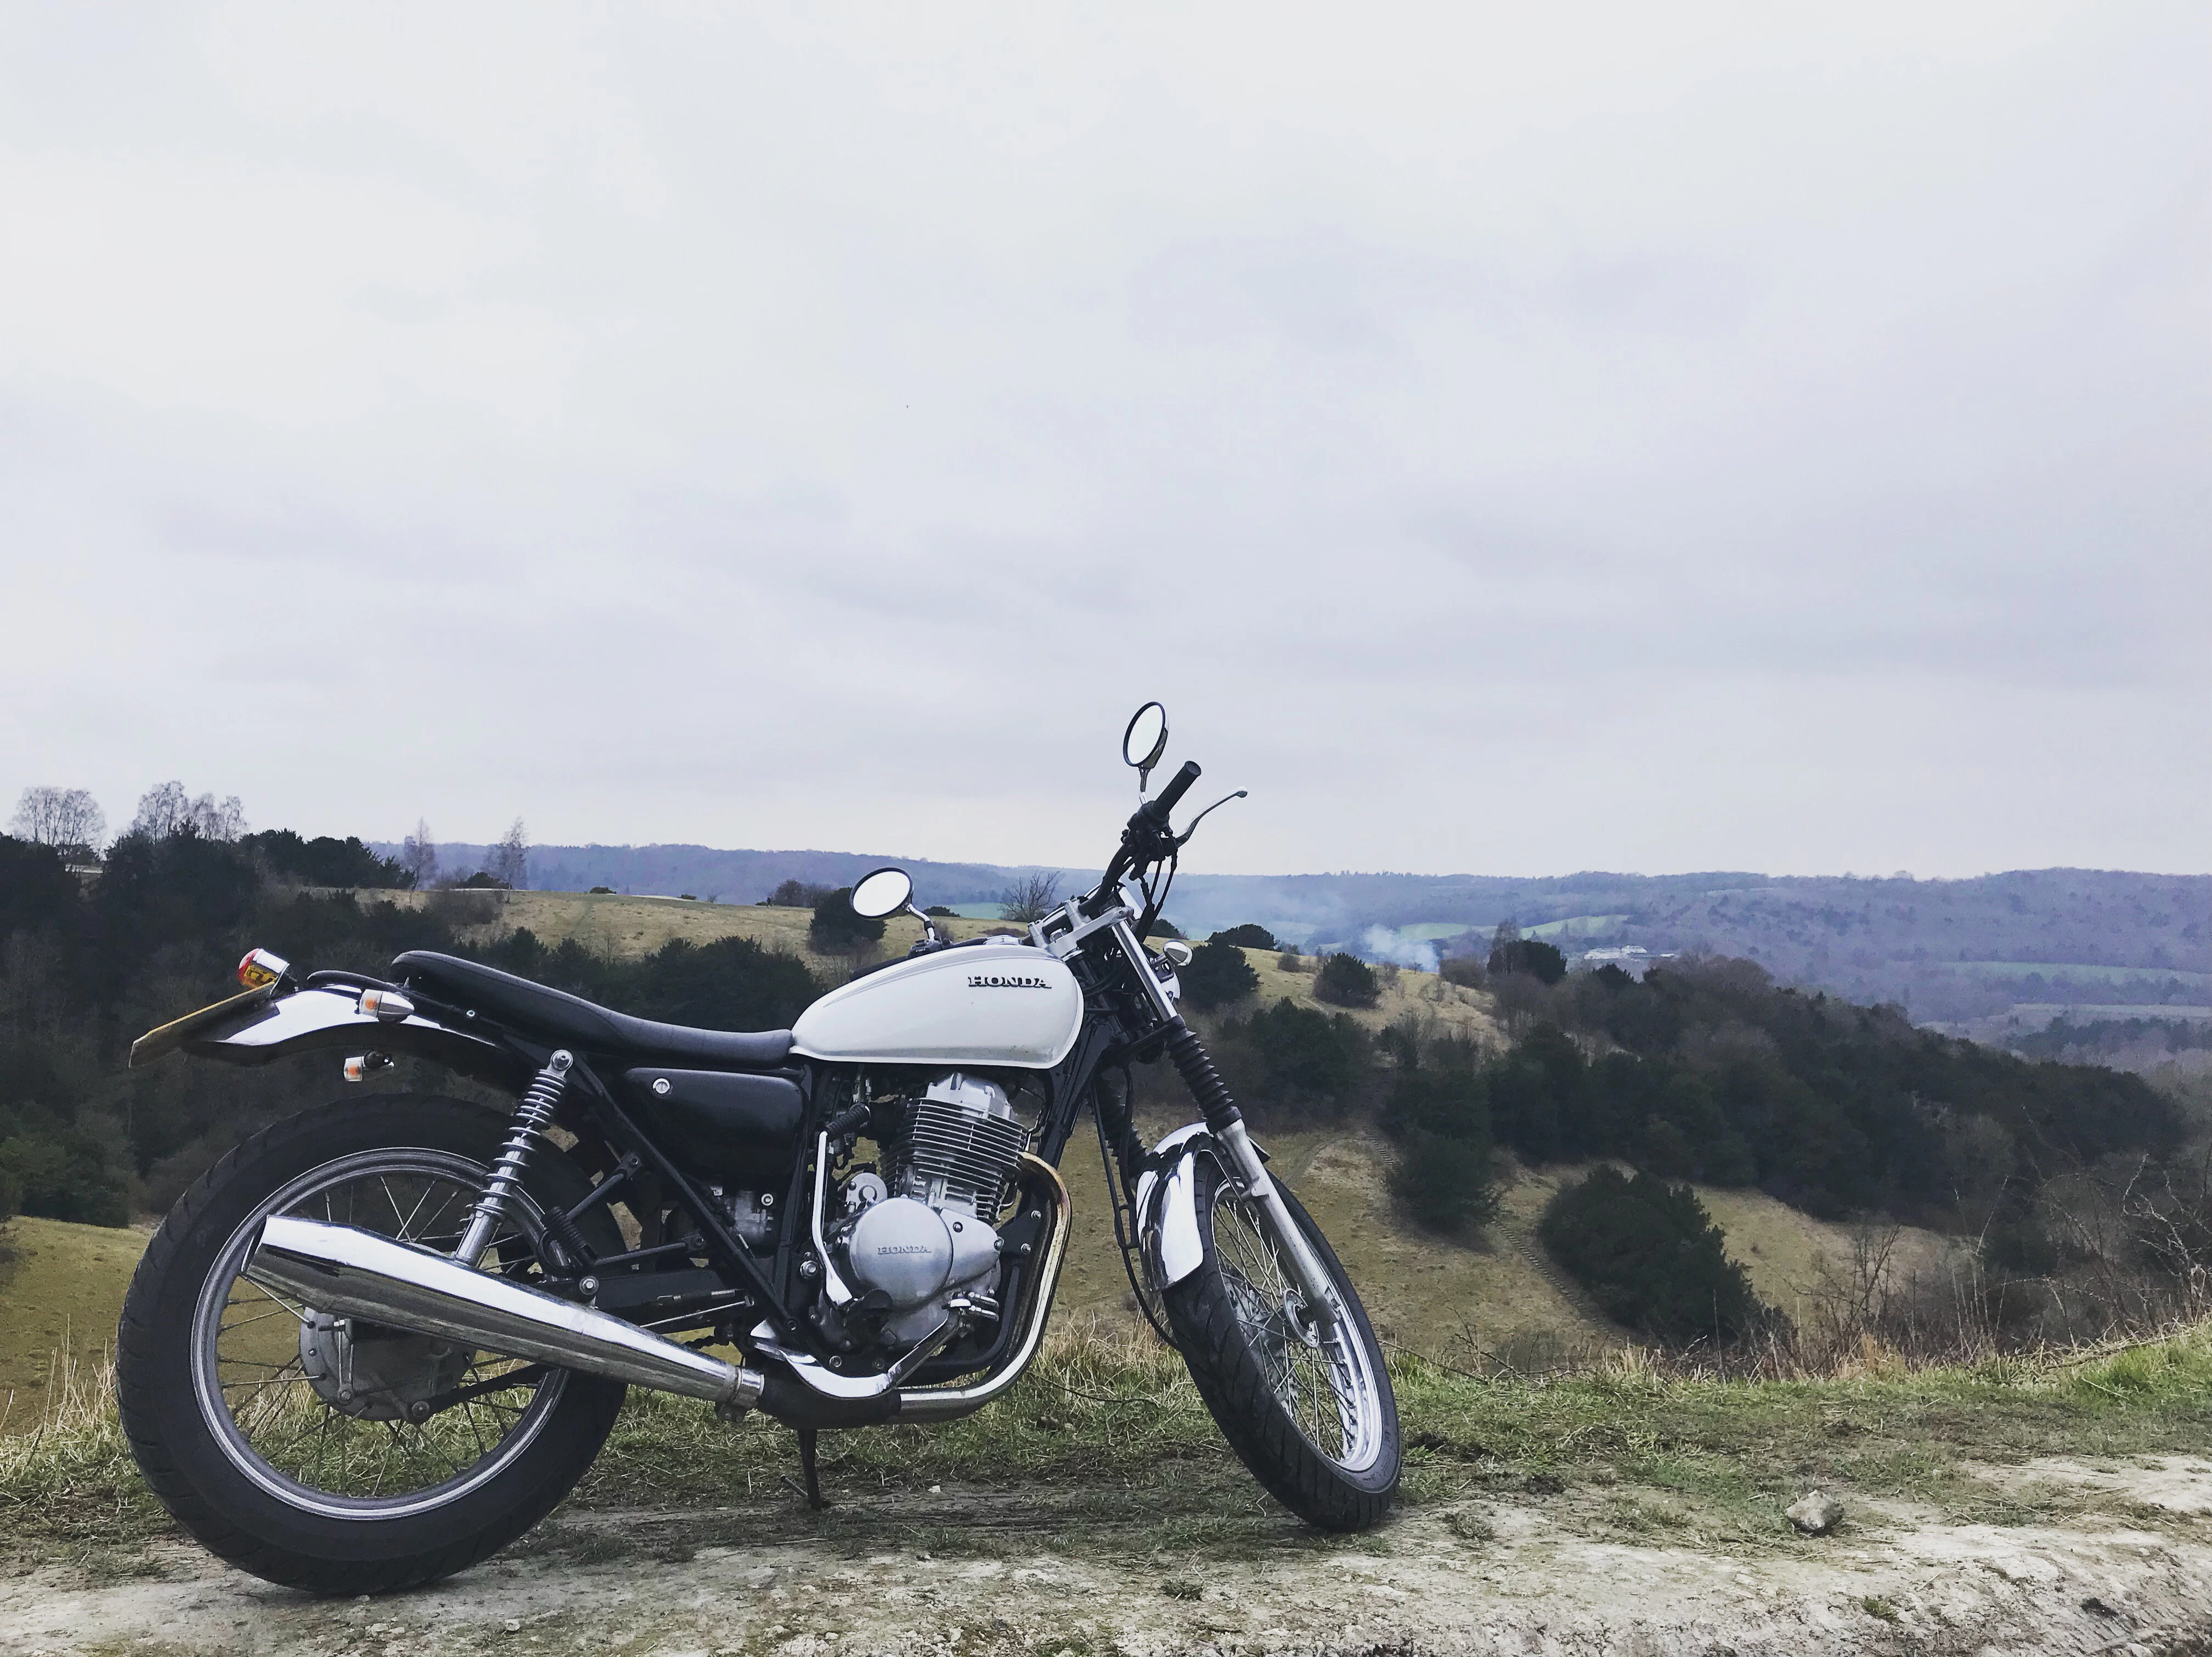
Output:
left=1175, top=790, right=1248, bottom=847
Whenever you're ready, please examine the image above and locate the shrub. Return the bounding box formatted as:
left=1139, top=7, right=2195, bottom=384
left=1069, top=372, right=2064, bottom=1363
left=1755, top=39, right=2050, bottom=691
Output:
left=589, top=886, right=614, bottom=895
left=1314, top=952, right=1380, bottom=1008
left=808, top=887, right=886, bottom=954
left=1391, top=1129, right=1500, bottom=1235
left=1489, top=935, right=1567, bottom=985
left=1150, top=918, right=1186, bottom=940
left=0, top=1130, right=131, bottom=1228
left=924, top=904, right=956, bottom=917
left=766, top=879, right=830, bottom=908
left=1210, top=924, right=1278, bottom=951
left=1439, top=954, right=1486, bottom=989
left=1538, top=1166, right=1767, bottom=1345
left=1178, top=940, right=1259, bottom=1011
left=1276, top=949, right=1309, bottom=973
left=1212, top=998, right=1369, bottom=1118
left=1381, top=1060, right=1500, bottom=1236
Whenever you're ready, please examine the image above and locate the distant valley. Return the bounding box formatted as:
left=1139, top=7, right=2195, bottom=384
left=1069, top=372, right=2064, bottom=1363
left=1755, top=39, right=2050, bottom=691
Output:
left=391, top=841, right=2209, bottom=1045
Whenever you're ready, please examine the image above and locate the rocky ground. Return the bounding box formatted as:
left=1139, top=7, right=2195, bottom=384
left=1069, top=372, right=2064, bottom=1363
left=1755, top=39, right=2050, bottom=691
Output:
left=8, top=1457, right=2212, bottom=1657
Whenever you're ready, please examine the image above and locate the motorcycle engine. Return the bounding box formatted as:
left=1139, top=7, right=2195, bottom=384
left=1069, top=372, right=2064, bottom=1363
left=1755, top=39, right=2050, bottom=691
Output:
left=833, top=1071, right=1029, bottom=1347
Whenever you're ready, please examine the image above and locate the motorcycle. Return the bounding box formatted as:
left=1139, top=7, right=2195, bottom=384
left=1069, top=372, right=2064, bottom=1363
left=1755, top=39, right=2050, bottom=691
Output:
left=116, top=704, right=1401, bottom=1592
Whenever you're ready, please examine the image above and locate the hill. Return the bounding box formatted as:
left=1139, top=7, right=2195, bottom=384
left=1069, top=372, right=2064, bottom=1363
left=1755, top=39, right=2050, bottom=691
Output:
left=389, top=841, right=2209, bottom=1031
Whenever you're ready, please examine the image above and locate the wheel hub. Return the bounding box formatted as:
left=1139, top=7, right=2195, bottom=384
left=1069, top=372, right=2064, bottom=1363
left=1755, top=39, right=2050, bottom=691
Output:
left=299, top=1311, right=472, bottom=1423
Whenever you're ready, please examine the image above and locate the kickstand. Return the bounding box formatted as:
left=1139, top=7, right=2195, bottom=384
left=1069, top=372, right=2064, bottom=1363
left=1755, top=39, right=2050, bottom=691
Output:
left=786, top=1427, right=826, bottom=1510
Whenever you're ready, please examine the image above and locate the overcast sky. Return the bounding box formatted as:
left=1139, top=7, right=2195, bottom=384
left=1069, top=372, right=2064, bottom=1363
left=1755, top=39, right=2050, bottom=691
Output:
left=3, top=4, right=2205, bottom=880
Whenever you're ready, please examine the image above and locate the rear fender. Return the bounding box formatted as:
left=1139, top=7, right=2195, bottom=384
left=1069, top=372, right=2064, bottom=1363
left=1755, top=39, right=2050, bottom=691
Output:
left=1132, top=1122, right=1217, bottom=1289
left=131, top=985, right=525, bottom=1087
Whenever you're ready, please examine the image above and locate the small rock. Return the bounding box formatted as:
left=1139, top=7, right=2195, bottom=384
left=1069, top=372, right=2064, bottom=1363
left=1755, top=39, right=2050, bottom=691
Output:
left=1787, top=1490, right=1844, bottom=1534
left=503, top=1619, right=522, bottom=1633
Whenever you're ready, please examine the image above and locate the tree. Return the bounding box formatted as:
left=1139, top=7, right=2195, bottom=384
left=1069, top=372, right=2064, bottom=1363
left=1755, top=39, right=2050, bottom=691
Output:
left=809, top=887, right=886, bottom=954
left=401, top=818, right=438, bottom=887
left=1179, top=938, right=1260, bottom=1010
left=131, top=781, right=245, bottom=841
left=1538, top=1166, right=1769, bottom=1345
left=998, top=871, right=1062, bottom=924
left=766, top=878, right=830, bottom=908
left=489, top=818, right=529, bottom=891
left=10, top=787, right=106, bottom=857
left=1314, top=952, right=1380, bottom=1008
left=1488, top=920, right=1566, bottom=985
left=1210, top=923, right=1278, bottom=951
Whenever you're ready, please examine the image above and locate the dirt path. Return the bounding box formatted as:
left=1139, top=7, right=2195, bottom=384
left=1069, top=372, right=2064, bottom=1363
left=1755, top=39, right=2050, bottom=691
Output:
left=8, top=1458, right=2212, bottom=1656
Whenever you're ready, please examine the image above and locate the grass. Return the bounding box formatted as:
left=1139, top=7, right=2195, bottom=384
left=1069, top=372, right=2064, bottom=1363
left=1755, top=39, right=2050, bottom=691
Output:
left=8, top=1319, right=2211, bottom=1565
left=0, top=1217, right=148, bottom=1424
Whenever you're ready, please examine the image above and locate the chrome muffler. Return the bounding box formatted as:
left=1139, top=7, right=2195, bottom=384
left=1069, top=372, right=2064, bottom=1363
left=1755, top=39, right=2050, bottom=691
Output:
left=247, top=1214, right=764, bottom=1413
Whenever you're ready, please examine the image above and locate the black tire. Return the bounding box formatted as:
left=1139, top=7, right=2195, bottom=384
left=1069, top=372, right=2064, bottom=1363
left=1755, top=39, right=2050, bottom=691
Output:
left=1162, top=1156, right=1401, bottom=1530
left=117, top=1094, right=628, bottom=1595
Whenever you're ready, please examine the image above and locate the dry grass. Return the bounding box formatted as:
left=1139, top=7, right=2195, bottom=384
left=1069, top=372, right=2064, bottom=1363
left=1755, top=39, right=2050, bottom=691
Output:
left=9, top=1316, right=2212, bottom=1560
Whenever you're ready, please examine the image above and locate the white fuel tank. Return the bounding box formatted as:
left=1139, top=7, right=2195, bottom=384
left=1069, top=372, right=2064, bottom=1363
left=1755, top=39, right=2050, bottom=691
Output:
left=791, top=942, right=1083, bottom=1068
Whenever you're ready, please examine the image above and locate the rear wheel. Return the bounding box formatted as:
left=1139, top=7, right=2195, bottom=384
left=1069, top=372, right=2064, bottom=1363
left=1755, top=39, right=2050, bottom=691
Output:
left=117, top=1095, right=628, bottom=1594
left=1161, top=1156, right=1400, bottom=1530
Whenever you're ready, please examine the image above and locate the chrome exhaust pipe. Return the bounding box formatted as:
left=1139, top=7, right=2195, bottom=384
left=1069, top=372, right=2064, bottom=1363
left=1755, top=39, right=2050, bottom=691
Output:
left=248, top=1214, right=764, bottom=1413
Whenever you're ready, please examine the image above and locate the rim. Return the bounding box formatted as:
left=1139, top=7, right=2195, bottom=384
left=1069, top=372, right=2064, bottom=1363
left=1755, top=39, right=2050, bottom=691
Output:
left=1209, top=1175, right=1387, bottom=1475
left=189, top=1149, right=569, bottom=1520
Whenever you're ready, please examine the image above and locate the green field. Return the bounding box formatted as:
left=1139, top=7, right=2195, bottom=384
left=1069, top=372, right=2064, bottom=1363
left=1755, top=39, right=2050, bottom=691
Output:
left=1941, top=960, right=2212, bottom=987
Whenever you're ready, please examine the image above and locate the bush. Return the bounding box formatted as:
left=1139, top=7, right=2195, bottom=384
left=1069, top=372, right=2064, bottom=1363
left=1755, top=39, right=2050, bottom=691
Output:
left=1150, top=918, right=1186, bottom=940
left=808, top=887, right=885, bottom=954
left=766, top=879, right=830, bottom=908
left=0, top=1130, right=131, bottom=1228
left=1210, top=924, right=1278, bottom=951
left=589, top=885, right=615, bottom=895
left=1391, top=1130, right=1500, bottom=1235
left=1276, top=949, right=1309, bottom=973
left=1179, top=940, right=1259, bottom=1011
left=1490, top=935, right=1567, bottom=985
left=1381, top=1060, right=1500, bottom=1236
left=1439, top=954, right=1486, bottom=989
left=1212, top=998, right=1369, bottom=1118
left=1314, top=952, right=1380, bottom=1008
left=924, top=905, right=956, bottom=918
left=1538, top=1166, right=1767, bottom=1345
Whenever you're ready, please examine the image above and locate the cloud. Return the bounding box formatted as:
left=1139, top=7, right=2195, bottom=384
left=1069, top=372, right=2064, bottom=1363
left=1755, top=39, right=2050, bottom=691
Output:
left=1, top=4, right=2204, bottom=877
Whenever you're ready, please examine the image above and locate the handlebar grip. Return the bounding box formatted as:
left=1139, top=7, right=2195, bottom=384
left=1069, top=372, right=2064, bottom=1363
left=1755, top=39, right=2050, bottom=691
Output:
left=1154, top=760, right=1201, bottom=816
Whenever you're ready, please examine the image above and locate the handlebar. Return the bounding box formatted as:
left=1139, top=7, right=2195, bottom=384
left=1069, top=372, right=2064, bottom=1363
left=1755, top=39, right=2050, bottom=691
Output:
left=1096, top=760, right=1203, bottom=903
left=1152, top=760, right=1202, bottom=819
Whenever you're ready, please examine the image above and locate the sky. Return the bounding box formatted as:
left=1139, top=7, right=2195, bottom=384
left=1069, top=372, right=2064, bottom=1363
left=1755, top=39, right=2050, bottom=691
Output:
left=2, top=3, right=2205, bottom=880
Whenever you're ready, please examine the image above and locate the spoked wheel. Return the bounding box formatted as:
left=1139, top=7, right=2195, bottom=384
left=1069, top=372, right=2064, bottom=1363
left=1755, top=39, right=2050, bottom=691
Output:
left=119, top=1096, right=627, bottom=1594
left=1161, top=1156, right=1400, bottom=1530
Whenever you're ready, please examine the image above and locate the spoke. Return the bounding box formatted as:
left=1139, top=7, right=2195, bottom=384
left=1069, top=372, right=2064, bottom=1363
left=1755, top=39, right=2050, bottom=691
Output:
left=381, top=1177, right=407, bottom=1232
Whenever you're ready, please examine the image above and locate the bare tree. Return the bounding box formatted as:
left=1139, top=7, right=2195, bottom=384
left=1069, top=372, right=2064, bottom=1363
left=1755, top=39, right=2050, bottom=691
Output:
left=10, top=787, right=106, bottom=856
left=129, top=781, right=246, bottom=841
left=400, top=818, right=438, bottom=888
left=489, top=818, right=529, bottom=891
left=998, top=870, right=1062, bottom=924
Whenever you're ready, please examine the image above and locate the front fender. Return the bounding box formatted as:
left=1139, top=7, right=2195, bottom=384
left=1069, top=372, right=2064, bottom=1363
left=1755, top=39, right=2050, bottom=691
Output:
left=131, top=985, right=524, bottom=1087
left=1132, top=1123, right=1217, bottom=1290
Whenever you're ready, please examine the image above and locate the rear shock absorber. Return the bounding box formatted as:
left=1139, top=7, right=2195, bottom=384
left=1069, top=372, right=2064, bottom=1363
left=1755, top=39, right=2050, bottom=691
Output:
left=455, top=1050, right=593, bottom=1271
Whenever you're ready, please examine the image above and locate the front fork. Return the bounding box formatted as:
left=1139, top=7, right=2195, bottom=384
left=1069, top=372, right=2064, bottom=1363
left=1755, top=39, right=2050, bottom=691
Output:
left=1109, top=918, right=1340, bottom=1334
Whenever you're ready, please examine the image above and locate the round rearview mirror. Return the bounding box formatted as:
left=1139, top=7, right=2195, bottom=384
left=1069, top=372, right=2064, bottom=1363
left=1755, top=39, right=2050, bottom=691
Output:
left=1122, top=702, right=1169, bottom=783
left=849, top=867, right=914, bottom=920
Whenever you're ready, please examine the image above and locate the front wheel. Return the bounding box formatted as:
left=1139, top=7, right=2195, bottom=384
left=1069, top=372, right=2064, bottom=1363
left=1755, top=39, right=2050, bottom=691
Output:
left=1162, top=1157, right=1400, bottom=1530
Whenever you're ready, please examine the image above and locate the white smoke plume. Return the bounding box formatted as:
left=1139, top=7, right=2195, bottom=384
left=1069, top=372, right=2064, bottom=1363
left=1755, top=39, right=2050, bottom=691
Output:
left=1361, top=925, right=1438, bottom=974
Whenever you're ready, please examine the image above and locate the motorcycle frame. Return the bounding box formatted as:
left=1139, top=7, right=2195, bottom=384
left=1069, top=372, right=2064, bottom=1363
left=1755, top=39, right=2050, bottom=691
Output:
left=163, top=902, right=1188, bottom=1415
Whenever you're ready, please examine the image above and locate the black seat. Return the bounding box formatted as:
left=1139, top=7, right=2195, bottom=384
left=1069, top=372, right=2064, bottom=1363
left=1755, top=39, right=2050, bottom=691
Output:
left=392, top=951, right=795, bottom=1070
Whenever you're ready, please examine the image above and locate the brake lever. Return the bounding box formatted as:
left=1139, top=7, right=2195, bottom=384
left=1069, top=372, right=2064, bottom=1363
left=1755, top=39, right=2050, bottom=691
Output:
left=1175, top=790, right=1248, bottom=847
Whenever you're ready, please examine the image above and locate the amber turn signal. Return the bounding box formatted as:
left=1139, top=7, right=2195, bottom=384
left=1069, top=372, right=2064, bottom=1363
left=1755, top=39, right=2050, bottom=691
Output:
left=237, top=948, right=290, bottom=989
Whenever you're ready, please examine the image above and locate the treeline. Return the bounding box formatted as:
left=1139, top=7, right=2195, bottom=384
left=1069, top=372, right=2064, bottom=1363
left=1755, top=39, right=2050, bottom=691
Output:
left=0, top=829, right=823, bottom=1226
left=1181, top=948, right=2185, bottom=1261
